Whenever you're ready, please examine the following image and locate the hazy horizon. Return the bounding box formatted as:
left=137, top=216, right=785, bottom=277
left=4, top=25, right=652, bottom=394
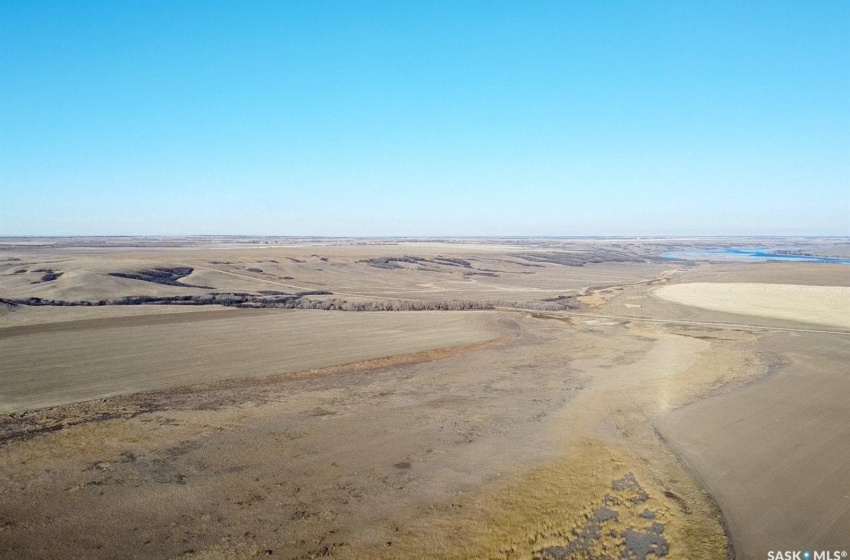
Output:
left=1, top=234, right=848, bottom=240
left=2, top=1, right=848, bottom=237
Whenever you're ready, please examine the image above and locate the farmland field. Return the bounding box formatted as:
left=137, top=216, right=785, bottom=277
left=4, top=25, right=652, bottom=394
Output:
left=1, top=237, right=848, bottom=559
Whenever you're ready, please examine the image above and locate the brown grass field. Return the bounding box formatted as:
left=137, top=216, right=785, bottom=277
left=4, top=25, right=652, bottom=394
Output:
left=1, top=237, right=848, bottom=559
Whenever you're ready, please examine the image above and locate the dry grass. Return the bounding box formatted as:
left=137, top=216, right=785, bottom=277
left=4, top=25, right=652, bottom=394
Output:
left=2, top=239, right=849, bottom=559
left=0, top=241, right=673, bottom=304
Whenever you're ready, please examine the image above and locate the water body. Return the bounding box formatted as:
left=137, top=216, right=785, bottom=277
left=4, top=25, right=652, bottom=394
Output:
left=661, top=248, right=850, bottom=264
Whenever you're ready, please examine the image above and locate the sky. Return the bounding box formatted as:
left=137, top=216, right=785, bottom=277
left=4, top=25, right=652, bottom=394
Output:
left=1, top=1, right=848, bottom=236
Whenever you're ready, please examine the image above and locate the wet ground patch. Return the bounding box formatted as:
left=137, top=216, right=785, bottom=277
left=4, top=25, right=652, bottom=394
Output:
left=533, top=472, right=669, bottom=560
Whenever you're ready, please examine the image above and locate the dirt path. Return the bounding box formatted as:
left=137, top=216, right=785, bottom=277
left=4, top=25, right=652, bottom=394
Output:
left=496, top=307, right=850, bottom=336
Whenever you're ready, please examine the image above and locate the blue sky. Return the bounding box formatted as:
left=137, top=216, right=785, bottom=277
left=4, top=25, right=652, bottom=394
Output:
left=1, top=1, right=848, bottom=236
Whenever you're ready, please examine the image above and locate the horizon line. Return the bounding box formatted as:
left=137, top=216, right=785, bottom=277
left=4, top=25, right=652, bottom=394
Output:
left=1, top=234, right=848, bottom=240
